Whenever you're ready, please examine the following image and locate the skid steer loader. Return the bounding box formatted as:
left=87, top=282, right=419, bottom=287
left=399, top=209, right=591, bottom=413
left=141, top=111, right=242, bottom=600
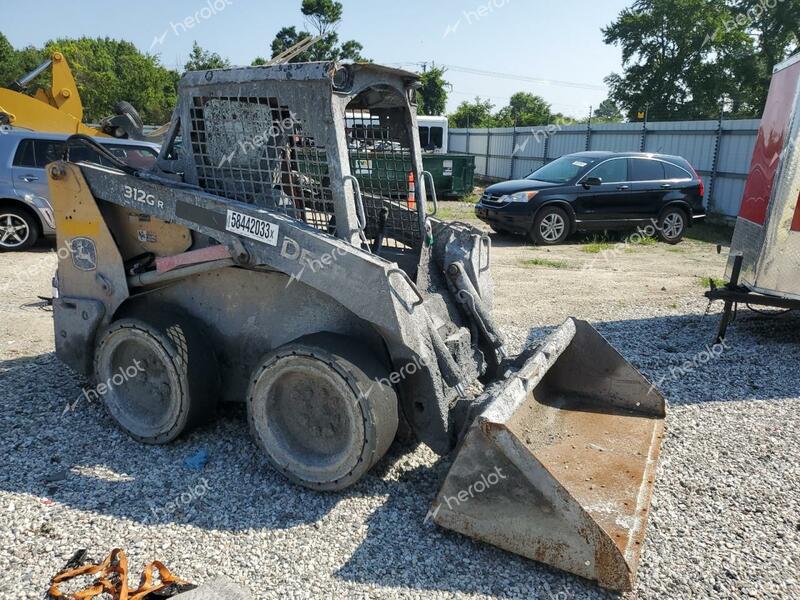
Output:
left=47, top=62, right=665, bottom=591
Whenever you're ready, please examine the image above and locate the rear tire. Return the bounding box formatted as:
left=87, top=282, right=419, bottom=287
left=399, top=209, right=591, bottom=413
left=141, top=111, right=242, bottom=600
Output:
left=93, top=313, right=218, bottom=444
left=531, top=206, right=570, bottom=245
left=114, top=100, right=144, bottom=130
left=0, top=207, right=39, bottom=252
left=247, top=335, right=398, bottom=491
left=656, top=207, right=687, bottom=244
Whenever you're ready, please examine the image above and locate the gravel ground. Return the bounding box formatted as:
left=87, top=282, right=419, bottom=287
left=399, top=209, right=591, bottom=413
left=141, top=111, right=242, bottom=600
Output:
left=0, top=223, right=798, bottom=599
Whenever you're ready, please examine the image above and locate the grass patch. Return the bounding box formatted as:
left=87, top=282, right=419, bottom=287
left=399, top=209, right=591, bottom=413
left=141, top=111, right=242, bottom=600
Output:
left=627, top=234, right=658, bottom=246
left=429, top=201, right=479, bottom=222
left=698, top=276, right=727, bottom=288
left=523, top=258, right=570, bottom=269
left=666, top=247, right=686, bottom=253
left=582, top=242, right=614, bottom=254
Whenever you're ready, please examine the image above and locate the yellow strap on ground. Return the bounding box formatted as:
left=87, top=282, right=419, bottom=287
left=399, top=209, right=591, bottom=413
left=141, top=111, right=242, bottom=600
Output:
left=47, top=548, right=190, bottom=600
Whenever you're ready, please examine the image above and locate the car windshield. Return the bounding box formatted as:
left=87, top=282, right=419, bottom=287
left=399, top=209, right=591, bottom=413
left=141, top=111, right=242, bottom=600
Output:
left=526, top=155, right=598, bottom=184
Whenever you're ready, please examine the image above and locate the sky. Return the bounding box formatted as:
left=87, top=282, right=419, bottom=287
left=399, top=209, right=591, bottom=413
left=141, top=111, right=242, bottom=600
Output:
left=1, top=0, right=633, bottom=118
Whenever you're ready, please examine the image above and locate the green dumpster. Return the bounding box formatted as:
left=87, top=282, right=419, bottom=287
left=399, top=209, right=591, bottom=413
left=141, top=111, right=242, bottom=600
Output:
left=295, top=148, right=475, bottom=199
left=421, top=153, right=476, bottom=198
left=350, top=153, right=475, bottom=198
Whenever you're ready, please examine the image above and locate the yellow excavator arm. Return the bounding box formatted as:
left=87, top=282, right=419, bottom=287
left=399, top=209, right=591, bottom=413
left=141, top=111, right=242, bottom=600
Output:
left=0, top=51, right=105, bottom=136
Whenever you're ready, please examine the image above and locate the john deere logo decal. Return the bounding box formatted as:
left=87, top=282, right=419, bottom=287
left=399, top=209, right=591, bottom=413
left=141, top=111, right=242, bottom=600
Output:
left=70, top=237, right=97, bottom=271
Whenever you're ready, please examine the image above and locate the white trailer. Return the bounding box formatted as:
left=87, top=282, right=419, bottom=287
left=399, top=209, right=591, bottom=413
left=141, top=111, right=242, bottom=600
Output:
left=708, top=52, right=800, bottom=341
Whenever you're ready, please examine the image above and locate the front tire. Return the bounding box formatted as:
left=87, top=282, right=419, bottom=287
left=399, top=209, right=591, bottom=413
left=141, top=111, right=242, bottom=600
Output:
left=531, top=206, right=570, bottom=245
left=0, top=207, right=39, bottom=251
left=657, top=207, right=687, bottom=244
left=247, top=335, right=398, bottom=491
left=93, top=313, right=218, bottom=444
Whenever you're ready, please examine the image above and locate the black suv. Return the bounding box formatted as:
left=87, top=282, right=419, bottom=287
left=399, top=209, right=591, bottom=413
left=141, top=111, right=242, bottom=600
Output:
left=475, top=151, right=706, bottom=244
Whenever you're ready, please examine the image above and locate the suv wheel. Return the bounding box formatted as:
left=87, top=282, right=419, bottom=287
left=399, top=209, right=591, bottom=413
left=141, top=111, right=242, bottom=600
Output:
left=657, top=208, right=687, bottom=244
left=0, top=207, right=39, bottom=251
left=531, top=206, right=570, bottom=245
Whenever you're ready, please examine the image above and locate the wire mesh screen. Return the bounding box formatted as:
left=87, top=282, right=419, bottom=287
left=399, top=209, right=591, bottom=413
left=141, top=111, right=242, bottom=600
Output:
left=346, top=108, right=421, bottom=249
left=188, top=95, right=336, bottom=235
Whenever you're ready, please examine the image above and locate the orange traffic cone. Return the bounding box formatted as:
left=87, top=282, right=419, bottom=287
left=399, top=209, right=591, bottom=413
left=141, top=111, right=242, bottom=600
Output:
left=408, top=171, right=416, bottom=210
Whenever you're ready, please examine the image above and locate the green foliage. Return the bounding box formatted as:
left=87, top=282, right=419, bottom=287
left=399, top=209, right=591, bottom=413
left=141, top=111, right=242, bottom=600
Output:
left=184, top=41, right=230, bottom=71
left=302, top=0, right=343, bottom=33
left=699, top=276, right=727, bottom=288
left=0, top=33, right=16, bottom=85
left=733, top=0, right=800, bottom=110
left=1, top=34, right=179, bottom=124
left=603, top=0, right=800, bottom=120
left=417, top=66, right=449, bottom=116
left=50, top=37, right=179, bottom=124
left=552, top=112, right=582, bottom=125
left=581, top=241, right=614, bottom=254
left=448, top=97, right=495, bottom=128
left=628, top=233, right=657, bottom=245
left=493, top=92, right=553, bottom=127
left=448, top=91, right=565, bottom=127
left=523, top=257, right=570, bottom=269
left=593, top=98, right=623, bottom=122
left=269, top=0, right=366, bottom=62
left=0, top=33, right=50, bottom=90
left=339, top=40, right=365, bottom=61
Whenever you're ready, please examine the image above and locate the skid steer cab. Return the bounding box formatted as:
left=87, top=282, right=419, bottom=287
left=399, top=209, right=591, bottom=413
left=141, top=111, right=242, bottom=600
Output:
left=47, top=61, right=665, bottom=591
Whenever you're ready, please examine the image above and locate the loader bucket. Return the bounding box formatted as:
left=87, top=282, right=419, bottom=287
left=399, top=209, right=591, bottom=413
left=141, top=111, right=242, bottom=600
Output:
left=432, top=318, right=665, bottom=592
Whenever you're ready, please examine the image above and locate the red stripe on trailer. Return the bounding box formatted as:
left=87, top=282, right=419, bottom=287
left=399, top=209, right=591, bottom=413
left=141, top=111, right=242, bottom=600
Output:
left=793, top=191, right=800, bottom=232
left=739, top=60, right=800, bottom=225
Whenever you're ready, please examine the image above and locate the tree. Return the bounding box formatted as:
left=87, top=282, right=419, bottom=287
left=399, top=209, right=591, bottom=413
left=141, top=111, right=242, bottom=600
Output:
left=268, top=0, right=365, bottom=63
left=1, top=34, right=179, bottom=124
left=184, top=41, right=230, bottom=72
left=493, top=92, right=553, bottom=126
left=0, top=32, right=17, bottom=86
left=593, top=98, right=623, bottom=122
left=47, top=37, right=179, bottom=124
left=417, top=66, right=449, bottom=116
left=448, top=97, right=495, bottom=128
left=602, top=0, right=800, bottom=120
left=552, top=113, right=581, bottom=125
left=603, top=0, right=745, bottom=120
left=0, top=34, right=49, bottom=90
left=732, top=0, right=800, bottom=110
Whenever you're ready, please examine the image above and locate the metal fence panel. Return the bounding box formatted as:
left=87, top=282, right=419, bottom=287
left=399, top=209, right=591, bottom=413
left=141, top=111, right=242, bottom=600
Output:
left=590, top=123, right=642, bottom=153
left=548, top=126, right=588, bottom=158
left=449, top=118, right=761, bottom=219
